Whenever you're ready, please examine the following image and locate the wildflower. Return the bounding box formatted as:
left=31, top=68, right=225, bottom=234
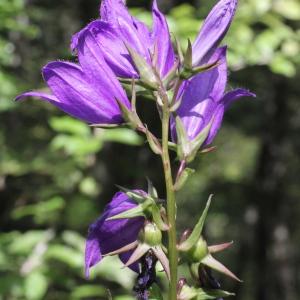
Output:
left=71, top=0, right=175, bottom=78
left=171, top=47, right=255, bottom=160
left=85, top=191, right=145, bottom=277
left=16, top=31, right=131, bottom=125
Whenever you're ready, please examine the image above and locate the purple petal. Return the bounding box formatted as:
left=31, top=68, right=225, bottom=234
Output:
left=40, top=61, right=123, bottom=124
left=100, top=0, right=131, bottom=23
left=119, top=251, right=140, bottom=273
left=151, top=0, right=176, bottom=77
left=77, top=26, right=131, bottom=108
left=192, top=0, right=237, bottom=66
left=100, top=0, right=152, bottom=63
left=172, top=47, right=228, bottom=141
left=222, top=88, right=256, bottom=109
left=204, top=88, right=256, bottom=145
left=85, top=192, right=145, bottom=276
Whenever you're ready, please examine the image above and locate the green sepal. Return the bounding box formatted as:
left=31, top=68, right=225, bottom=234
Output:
left=107, top=204, right=146, bottom=220
left=147, top=178, right=158, bottom=199
left=148, top=283, right=164, bottom=300
left=195, top=288, right=235, bottom=300
left=191, top=60, right=220, bottom=76
left=124, top=42, right=158, bottom=89
left=183, top=39, right=193, bottom=70
left=178, top=195, right=212, bottom=251
left=89, top=123, right=129, bottom=129
left=187, top=119, right=213, bottom=163
left=116, top=99, right=142, bottom=130
left=145, top=126, right=162, bottom=155
left=163, top=60, right=179, bottom=90
left=175, top=116, right=190, bottom=160
left=174, top=35, right=184, bottom=64
left=115, top=185, right=149, bottom=203
left=178, top=284, right=234, bottom=300
left=174, top=168, right=195, bottom=191
left=151, top=204, right=169, bottom=231
left=170, top=97, right=182, bottom=112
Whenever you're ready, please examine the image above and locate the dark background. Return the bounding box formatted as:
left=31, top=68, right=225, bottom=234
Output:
left=0, top=0, right=300, bottom=299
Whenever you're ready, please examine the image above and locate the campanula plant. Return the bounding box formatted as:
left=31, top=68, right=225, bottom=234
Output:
left=17, top=0, right=255, bottom=299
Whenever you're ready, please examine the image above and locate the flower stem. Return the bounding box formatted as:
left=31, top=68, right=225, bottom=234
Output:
left=161, top=103, right=178, bottom=300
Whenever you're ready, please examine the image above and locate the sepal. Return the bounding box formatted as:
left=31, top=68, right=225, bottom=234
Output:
left=174, top=167, right=195, bottom=191
left=178, top=195, right=212, bottom=252
left=124, top=42, right=158, bottom=89
left=178, top=283, right=234, bottom=300
left=201, top=255, right=241, bottom=282
left=116, top=98, right=142, bottom=130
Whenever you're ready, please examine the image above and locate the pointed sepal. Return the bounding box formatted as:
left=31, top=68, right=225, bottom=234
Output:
left=175, top=116, right=190, bottom=161
left=174, top=167, right=195, bottom=191
left=201, top=254, right=241, bottom=282
left=145, top=126, right=162, bottom=155
left=123, top=243, right=150, bottom=268
left=178, top=195, right=212, bottom=251
left=208, top=241, right=233, bottom=254
left=152, top=246, right=170, bottom=280
left=124, top=42, right=158, bottom=89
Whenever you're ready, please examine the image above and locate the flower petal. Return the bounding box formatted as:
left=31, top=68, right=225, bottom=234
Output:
left=41, top=61, right=122, bottom=124
left=77, top=25, right=131, bottom=108
left=85, top=192, right=145, bottom=276
left=151, top=0, right=175, bottom=76
left=192, top=0, right=237, bottom=66
left=205, top=88, right=256, bottom=145
left=222, top=88, right=256, bottom=109
left=172, top=47, right=227, bottom=141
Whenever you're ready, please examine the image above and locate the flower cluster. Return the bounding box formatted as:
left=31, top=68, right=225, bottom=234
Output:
left=17, top=0, right=255, bottom=298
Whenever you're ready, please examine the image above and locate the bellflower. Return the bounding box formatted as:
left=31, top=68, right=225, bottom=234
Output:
left=71, top=0, right=175, bottom=78
left=85, top=191, right=145, bottom=277
left=192, top=0, right=238, bottom=66
left=16, top=30, right=131, bottom=125
left=171, top=47, right=255, bottom=148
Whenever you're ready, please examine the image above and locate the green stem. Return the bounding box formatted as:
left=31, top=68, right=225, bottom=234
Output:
left=161, top=103, right=178, bottom=300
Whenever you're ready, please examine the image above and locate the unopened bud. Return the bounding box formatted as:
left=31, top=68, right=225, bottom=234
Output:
left=185, top=236, right=209, bottom=263
left=140, top=222, right=162, bottom=246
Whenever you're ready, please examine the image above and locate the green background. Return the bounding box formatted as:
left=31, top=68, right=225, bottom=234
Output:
left=0, top=0, right=300, bottom=299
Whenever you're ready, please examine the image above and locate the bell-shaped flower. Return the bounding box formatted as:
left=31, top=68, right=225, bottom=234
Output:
left=171, top=47, right=255, bottom=161
left=71, top=0, right=175, bottom=79
left=192, top=0, right=238, bottom=66
left=85, top=191, right=145, bottom=277
left=16, top=29, right=131, bottom=125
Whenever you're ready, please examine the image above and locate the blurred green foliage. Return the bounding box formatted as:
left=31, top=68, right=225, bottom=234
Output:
left=0, top=0, right=299, bottom=299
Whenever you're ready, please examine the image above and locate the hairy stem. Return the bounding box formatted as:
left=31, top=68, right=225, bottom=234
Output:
left=161, top=103, right=178, bottom=300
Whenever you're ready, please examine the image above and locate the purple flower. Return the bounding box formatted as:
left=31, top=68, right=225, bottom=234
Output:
left=192, top=0, right=237, bottom=66
left=85, top=191, right=145, bottom=277
left=171, top=47, right=255, bottom=146
left=16, top=30, right=131, bottom=125
left=71, top=0, right=175, bottom=78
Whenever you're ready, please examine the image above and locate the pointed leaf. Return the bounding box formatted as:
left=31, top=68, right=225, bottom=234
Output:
left=178, top=195, right=213, bottom=251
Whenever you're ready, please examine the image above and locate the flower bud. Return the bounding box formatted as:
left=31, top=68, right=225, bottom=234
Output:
left=140, top=222, right=162, bottom=246
left=184, top=236, right=209, bottom=263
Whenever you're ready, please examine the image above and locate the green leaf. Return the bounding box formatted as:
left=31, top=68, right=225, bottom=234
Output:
left=24, top=272, right=48, bottom=300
